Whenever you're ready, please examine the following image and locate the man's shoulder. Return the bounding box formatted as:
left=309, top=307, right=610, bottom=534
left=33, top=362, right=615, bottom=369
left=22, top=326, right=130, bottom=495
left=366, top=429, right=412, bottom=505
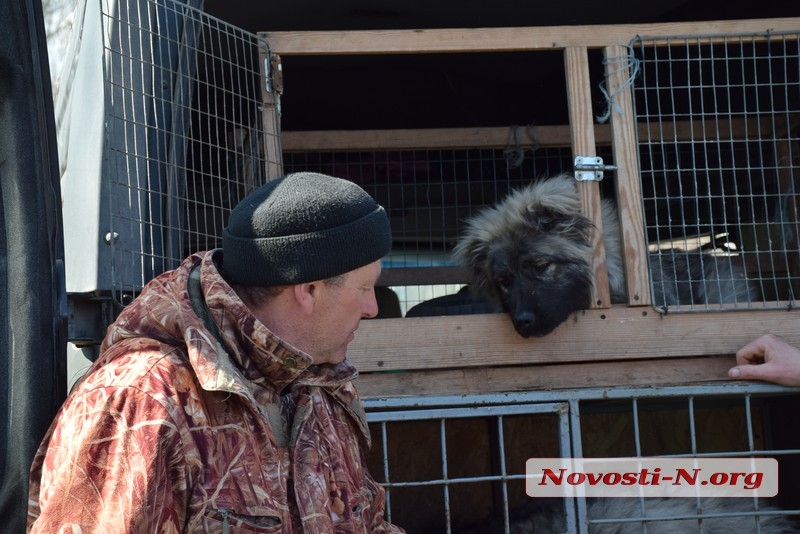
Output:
left=76, top=338, right=195, bottom=395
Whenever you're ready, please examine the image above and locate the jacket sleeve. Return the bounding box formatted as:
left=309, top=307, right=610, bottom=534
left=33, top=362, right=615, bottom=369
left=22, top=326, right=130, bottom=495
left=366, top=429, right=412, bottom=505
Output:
left=362, top=457, right=406, bottom=534
left=28, top=385, right=187, bottom=533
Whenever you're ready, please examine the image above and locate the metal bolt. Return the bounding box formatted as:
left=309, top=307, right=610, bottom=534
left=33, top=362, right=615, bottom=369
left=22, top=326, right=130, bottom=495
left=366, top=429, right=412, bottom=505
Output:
left=104, top=231, right=119, bottom=245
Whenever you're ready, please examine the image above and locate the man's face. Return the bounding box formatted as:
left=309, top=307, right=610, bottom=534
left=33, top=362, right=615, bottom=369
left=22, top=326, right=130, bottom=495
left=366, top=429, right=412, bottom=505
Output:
left=306, top=259, right=382, bottom=365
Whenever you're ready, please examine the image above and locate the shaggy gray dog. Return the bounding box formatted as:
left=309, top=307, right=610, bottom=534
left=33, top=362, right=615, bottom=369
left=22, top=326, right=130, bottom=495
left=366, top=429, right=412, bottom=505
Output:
left=452, top=174, right=756, bottom=337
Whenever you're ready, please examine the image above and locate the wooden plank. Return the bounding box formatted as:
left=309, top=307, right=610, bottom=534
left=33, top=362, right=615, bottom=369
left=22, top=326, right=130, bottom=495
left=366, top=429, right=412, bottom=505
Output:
left=354, top=356, right=738, bottom=398
left=642, top=117, right=765, bottom=143
left=604, top=44, right=650, bottom=306
left=347, top=306, right=800, bottom=372
left=772, top=113, right=800, bottom=288
left=564, top=46, right=611, bottom=308
left=261, top=18, right=800, bottom=56
left=281, top=125, right=575, bottom=151
left=281, top=117, right=778, bottom=152
left=258, top=44, right=283, bottom=180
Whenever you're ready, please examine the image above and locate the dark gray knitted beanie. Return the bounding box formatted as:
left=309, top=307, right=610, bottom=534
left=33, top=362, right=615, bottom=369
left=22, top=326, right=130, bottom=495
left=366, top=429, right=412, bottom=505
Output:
left=222, top=172, right=392, bottom=286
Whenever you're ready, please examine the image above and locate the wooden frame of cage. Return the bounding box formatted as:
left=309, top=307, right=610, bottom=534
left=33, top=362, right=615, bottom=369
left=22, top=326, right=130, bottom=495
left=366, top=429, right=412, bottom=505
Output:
left=260, top=18, right=800, bottom=398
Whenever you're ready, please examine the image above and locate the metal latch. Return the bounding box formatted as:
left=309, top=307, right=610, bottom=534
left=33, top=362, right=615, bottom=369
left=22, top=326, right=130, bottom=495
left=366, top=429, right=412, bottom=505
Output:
left=573, top=156, right=617, bottom=181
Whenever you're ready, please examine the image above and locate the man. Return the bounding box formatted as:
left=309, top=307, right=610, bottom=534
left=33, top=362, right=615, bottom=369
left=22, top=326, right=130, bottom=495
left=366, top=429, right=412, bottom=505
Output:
left=28, top=172, right=404, bottom=533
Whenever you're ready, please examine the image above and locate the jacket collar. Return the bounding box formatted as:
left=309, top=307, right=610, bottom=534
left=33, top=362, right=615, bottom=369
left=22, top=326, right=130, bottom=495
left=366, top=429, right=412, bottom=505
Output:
left=193, top=250, right=358, bottom=395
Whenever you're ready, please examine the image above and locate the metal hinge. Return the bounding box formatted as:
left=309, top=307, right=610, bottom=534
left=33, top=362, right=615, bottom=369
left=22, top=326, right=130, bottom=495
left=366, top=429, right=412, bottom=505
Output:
left=573, top=156, right=617, bottom=181
left=264, top=53, right=283, bottom=95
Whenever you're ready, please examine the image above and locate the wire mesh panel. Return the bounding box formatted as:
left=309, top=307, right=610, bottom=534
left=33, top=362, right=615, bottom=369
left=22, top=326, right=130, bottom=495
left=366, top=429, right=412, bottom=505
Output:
left=100, top=0, right=277, bottom=300
left=365, top=401, right=574, bottom=533
left=283, top=146, right=583, bottom=314
left=632, top=30, right=800, bottom=311
left=364, top=384, right=800, bottom=534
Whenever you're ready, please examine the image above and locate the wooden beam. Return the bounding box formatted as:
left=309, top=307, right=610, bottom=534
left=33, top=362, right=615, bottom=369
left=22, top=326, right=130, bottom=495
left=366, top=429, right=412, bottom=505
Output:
left=281, top=125, right=575, bottom=151
left=280, top=116, right=775, bottom=152
left=565, top=46, right=611, bottom=308
left=347, top=306, right=800, bottom=373
left=261, top=18, right=800, bottom=56
left=258, top=44, right=283, bottom=180
left=604, top=44, right=650, bottom=306
left=354, top=356, right=739, bottom=398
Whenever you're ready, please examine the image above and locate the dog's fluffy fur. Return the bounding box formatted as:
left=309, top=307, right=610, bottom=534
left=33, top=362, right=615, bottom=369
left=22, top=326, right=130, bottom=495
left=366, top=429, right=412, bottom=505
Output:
left=452, top=174, right=756, bottom=337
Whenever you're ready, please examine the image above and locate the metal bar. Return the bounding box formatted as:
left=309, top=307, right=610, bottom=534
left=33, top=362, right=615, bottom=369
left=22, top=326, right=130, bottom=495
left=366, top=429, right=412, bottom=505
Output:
left=364, top=382, right=799, bottom=411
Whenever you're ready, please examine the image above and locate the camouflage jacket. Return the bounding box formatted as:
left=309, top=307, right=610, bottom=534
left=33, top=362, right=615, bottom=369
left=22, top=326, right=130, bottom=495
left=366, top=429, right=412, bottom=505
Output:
left=28, top=250, right=403, bottom=533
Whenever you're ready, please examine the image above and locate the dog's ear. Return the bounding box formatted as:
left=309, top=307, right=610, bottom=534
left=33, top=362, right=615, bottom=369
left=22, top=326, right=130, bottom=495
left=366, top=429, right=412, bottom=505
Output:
left=451, top=234, right=498, bottom=298
left=452, top=233, right=489, bottom=273
left=526, top=175, right=582, bottom=212
left=532, top=206, right=564, bottom=231
left=523, top=204, right=592, bottom=243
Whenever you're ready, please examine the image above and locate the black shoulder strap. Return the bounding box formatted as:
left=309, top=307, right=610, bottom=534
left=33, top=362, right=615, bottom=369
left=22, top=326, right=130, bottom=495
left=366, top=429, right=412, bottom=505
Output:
left=188, top=265, right=225, bottom=347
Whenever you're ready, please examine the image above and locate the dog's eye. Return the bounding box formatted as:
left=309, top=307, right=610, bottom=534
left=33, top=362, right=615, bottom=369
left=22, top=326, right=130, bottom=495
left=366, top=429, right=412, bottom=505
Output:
left=495, top=274, right=512, bottom=292
left=522, top=259, right=551, bottom=273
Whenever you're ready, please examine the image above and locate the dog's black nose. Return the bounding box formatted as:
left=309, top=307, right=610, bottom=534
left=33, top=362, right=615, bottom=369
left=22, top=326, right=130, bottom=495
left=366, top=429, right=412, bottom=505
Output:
left=513, top=311, right=538, bottom=337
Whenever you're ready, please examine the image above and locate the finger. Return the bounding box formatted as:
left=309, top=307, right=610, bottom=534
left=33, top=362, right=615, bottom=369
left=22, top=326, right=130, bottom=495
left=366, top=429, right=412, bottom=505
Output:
left=734, top=351, right=765, bottom=366
left=738, top=334, right=776, bottom=354
left=728, top=364, right=771, bottom=382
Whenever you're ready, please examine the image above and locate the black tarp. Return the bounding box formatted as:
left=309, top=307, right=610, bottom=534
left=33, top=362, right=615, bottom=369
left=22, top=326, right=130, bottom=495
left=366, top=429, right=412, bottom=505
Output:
left=0, top=0, right=67, bottom=531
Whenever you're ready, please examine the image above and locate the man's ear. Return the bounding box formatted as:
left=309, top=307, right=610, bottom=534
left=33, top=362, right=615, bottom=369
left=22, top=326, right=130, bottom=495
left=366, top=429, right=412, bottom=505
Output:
left=292, top=282, right=317, bottom=314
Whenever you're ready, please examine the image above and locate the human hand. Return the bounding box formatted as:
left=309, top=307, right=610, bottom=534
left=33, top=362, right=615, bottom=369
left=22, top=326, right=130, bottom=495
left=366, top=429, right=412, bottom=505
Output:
left=728, top=334, right=800, bottom=387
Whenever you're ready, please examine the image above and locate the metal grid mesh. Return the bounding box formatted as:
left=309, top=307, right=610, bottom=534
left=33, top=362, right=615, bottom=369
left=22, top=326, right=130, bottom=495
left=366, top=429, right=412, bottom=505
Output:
left=100, top=0, right=276, bottom=298
left=632, top=31, right=800, bottom=311
left=364, top=384, right=800, bottom=533
left=97, top=6, right=799, bottom=315
left=283, top=146, right=585, bottom=314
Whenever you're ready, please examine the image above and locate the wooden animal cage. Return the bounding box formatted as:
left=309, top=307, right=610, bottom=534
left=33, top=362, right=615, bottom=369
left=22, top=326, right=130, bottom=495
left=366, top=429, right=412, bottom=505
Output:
left=260, top=18, right=800, bottom=397
left=260, top=19, right=800, bottom=533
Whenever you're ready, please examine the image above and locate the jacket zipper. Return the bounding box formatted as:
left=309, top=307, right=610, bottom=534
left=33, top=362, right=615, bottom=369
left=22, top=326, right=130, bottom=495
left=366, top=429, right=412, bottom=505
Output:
left=210, top=508, right=231, bottom=534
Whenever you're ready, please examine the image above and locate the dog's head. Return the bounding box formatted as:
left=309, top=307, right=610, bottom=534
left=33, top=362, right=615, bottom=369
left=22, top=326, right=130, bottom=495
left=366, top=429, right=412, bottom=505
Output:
left=453, top=176, right=596, bottom=337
